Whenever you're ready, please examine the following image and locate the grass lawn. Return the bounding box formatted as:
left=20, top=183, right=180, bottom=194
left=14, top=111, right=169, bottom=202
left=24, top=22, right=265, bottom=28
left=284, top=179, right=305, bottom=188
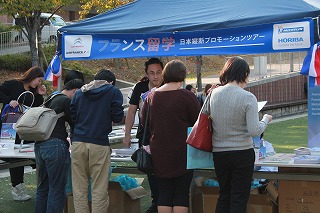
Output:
left=0, top=116, right=308, bottom=212
left=263, top=116, right=308, bottom=153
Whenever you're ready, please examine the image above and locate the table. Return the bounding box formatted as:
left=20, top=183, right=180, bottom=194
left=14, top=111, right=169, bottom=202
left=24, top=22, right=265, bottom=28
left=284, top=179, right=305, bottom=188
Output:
left=194, top=153, right=320, bottom=181
left=0, top=125, right=137, bottom=170
left=193, top=153, right=320, bottom=213
left=0, top=144, right=36, bottom=170
left=256, top=153, right=320, bottom=212
left=255, top=153, right=320, bottom=181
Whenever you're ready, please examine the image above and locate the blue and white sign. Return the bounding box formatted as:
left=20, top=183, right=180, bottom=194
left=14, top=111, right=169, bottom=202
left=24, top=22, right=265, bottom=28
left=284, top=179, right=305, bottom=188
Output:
left=62, top=18, right=314, bottom=60
left=64, top=35, right=93, bottom=58
left=308, top=83, right=320, bottom=147
left=272, top=21, right=311, bottom=50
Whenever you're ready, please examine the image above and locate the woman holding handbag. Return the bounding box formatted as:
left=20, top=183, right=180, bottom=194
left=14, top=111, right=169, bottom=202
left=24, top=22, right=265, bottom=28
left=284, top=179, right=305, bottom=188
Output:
left=0, top=66, right=46, bottom=201
left=209, top=56, right=272, bottom=213
left=141, top=60, right=200, bottom=213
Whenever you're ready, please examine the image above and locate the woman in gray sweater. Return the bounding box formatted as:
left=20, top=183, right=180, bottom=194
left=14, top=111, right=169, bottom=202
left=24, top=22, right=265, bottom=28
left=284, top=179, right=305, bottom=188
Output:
left=210, top=56, right=272, bottom=213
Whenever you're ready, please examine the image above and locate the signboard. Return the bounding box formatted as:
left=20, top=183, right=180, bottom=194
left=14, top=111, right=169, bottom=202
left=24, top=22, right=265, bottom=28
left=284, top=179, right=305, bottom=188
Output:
left=62, top=18, right=314, bottom=60
left=308, top=81, right=320, bottom=147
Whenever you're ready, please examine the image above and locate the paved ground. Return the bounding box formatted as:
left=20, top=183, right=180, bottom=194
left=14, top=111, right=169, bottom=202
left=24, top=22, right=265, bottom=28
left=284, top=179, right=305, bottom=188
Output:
left=272, top=112, right=307, bottom=123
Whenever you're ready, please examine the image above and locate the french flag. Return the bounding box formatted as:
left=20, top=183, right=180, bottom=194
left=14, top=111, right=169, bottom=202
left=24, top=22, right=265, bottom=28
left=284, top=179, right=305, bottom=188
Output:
left=300, top=42, right=320, bottom=87
left=44, top=51, right=62, bottom=87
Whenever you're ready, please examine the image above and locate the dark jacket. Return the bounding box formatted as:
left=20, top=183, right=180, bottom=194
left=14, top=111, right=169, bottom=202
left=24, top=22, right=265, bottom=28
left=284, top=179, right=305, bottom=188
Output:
left=70, top=80, right=124, bottom=146
left=0, top=79, right=44, bottom=144
left=0, top=80, right=44, bottom=111
left=44, top=94, right=73, bottom=145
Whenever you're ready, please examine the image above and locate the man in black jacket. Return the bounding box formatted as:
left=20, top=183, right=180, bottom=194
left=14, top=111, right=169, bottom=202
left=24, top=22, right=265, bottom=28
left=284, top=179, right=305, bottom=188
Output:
left=34, top=79, right=84, bottom=212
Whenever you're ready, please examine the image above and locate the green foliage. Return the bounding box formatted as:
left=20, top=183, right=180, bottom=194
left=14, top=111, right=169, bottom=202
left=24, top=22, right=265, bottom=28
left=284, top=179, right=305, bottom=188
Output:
left=0, top=23, right=13, bottom=33
left=42, top=44, right=56, bottom=59
left=0, top=53, right=32, bottom=71
left=62, top=61, right=95, bottom=82
left=0, top=24, right=14, bottom=44
left=79, top=0, right=133, bottom=18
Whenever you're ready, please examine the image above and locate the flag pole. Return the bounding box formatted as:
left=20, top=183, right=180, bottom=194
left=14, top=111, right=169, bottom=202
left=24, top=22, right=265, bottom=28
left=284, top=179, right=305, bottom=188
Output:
left=57, top=74, right=62, bottom=92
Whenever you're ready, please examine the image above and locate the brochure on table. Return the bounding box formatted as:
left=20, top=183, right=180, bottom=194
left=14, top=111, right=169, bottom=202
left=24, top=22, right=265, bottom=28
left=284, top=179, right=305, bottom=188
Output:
left=0, top=123, right=16, bottom=149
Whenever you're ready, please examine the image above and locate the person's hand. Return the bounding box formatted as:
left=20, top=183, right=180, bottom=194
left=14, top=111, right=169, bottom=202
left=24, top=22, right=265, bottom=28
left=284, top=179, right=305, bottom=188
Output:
left=123, top=134, right=131, bottom=148
left=9, top=100, right=19, bottom=108
left=264, top=114, right=273, bottom=123
left=37, top=85, right=47, bottom=95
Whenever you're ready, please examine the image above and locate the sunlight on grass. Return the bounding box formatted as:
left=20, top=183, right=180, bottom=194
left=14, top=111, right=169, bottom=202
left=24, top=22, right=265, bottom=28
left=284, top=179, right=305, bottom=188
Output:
left=264, top=117, right=308, bottom=153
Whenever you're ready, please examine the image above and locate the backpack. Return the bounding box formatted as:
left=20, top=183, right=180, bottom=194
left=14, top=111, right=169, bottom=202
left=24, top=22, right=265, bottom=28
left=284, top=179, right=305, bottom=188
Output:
left=14, top=94, right=64, bottom=141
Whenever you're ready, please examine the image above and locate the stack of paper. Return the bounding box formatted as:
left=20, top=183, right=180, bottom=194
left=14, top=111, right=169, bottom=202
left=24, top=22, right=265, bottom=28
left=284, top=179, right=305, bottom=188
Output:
left=309, top=147, right=320, bottom=156
left=113, top=148, right=134, bottom=156
left=294, top=155, right=320, bottom=164
left=294, top=147, right=310, bottom=156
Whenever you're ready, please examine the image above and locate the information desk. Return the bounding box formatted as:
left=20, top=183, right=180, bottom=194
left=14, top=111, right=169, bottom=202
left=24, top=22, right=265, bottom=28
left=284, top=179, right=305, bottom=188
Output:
left=0, top=146, right=134, bottom=170
left=2, top=150, right=320, bottom=179
left=255, top=153, right=320, bottom=181
left=0, top=125, right=137, bottom=170
left=194, top=153, right=320, bottom=181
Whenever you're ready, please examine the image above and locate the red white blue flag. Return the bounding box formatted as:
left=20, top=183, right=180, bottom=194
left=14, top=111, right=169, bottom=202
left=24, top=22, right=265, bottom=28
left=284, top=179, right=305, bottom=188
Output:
left=44, top=51, right=62, bottom=87
left=300, top=42, right=320, bottom=87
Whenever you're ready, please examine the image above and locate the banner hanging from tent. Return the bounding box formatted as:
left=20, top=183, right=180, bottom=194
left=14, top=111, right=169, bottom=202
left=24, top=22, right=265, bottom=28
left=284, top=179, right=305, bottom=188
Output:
left=62, top=18, right=314, bottom=60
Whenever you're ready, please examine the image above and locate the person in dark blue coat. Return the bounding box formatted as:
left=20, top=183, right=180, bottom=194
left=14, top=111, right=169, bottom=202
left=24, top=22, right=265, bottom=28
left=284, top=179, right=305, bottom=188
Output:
left=70, top=69, right=124, bottom=212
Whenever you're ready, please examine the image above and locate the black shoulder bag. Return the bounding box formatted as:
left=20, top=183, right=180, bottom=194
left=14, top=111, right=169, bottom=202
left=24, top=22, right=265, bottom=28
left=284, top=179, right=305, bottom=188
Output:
left=131, top=101, right=153, bottom=174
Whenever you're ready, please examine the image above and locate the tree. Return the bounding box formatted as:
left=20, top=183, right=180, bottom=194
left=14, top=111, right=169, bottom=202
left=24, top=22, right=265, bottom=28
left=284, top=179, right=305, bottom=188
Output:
left=196, top=56, right=202, bottom=92
left=0, top=0, right=132, bottom=68
left=0, top=0, right=75, bottom=67
left=79, top=0, right=133, bottom=18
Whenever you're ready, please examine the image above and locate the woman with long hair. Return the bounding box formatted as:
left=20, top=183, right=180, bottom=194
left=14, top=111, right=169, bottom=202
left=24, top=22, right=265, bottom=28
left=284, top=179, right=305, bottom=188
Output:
left=0, top=66, right=46, bottom=201
left=197, top=83, right=212, bottom=106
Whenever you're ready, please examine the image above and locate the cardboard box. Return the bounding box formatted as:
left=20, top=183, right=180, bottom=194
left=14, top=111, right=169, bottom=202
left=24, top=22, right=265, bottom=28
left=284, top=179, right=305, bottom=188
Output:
left=279, top=180, right=320, bottom=213
left=192, top=177, right=277, bottom=213
left=247, top=193, right=278, bottom=213
left=63, top=178, right=148, bottom=213
left=63, top=193, right=74, bottom=213
left=192, top=185, right=219, bottom=213
left=247, top=181, right=278, bottom=213
left=108, top=178, right=148, bottom=213
left=266, top=181, right=278, bottom=205
left=191, top=177, right=219, bottom=213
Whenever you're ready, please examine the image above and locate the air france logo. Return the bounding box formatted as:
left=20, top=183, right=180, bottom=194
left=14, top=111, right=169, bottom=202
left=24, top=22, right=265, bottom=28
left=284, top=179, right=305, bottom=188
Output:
left=65, top=35, right=92, bottom=58
left=278, top=26, right=304, bottom=34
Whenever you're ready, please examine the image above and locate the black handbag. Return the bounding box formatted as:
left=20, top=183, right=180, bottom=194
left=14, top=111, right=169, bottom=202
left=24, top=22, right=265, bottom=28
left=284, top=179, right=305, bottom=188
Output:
left=131, top=102, right=153, bottom=174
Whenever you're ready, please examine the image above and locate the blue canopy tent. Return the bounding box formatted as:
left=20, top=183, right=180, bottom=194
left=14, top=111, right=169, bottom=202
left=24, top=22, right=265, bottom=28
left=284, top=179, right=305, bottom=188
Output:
left=58, top=0, right=320, bottom=60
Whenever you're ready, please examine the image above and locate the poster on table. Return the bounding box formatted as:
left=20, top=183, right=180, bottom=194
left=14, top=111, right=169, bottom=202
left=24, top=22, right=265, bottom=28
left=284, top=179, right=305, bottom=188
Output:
left=0, top=123, right=16, bottom=149
left=308, top=82, right=320, bottom=147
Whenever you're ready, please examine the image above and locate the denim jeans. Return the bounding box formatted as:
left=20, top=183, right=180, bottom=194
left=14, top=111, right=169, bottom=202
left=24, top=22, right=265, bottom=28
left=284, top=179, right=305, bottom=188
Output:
left=34, top=138, right=70, bottom=213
